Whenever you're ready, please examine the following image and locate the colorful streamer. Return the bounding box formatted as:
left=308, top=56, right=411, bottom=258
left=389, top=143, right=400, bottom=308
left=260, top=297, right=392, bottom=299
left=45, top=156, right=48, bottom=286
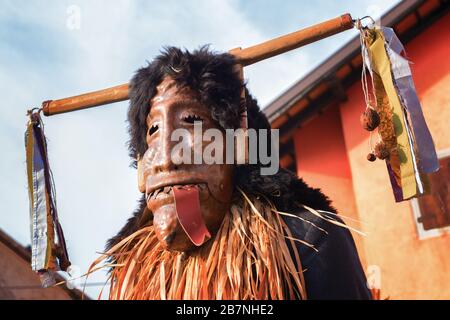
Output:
left=359, top=24, right=438, bottom=202
left=25, top=110, right=70, bottom=286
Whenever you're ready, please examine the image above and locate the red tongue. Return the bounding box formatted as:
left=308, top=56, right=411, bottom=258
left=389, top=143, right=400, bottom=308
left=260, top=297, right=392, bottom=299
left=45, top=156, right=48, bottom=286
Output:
left=173, top=185, right=211, bottom=246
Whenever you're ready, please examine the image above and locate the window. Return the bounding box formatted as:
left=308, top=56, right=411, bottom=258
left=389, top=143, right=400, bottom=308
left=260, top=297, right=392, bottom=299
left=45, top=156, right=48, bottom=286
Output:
left=411, top=149, right=450, bottom=239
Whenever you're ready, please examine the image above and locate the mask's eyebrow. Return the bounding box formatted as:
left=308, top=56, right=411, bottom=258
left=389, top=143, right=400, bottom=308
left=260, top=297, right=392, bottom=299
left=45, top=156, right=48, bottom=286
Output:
left=168, top=98, right=204, bottom=110
left=173, top=100, right=213, bottom=122
left=146, top=108, right=161, bottom=124
left=147, top=97, right=210, bottom=125
left=146, top=100, right=165, bottom=121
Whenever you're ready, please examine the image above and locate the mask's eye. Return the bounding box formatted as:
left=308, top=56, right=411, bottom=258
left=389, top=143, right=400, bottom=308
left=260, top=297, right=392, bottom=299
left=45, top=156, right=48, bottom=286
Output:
left=148, top=124, right=159, bottom=136
left=183, top=114, right=203, bottom=124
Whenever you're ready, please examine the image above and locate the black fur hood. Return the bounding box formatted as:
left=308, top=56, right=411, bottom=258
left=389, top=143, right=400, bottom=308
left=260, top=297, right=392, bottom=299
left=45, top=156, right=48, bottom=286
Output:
left=107, top=46, right=335, bottom=250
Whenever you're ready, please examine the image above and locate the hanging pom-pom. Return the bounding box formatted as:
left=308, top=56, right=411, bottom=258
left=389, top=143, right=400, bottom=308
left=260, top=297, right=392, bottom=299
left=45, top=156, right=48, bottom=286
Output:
left=367, top=153, right=377, bottom=162
left=374, top=142, right=389, bottom=160
left=360, top=107, right=380, bottom=131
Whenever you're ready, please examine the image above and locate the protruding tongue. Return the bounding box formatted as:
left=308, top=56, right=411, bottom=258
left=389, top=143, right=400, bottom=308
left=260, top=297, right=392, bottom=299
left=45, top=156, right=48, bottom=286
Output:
left=173, top=185, right=211, bottom=246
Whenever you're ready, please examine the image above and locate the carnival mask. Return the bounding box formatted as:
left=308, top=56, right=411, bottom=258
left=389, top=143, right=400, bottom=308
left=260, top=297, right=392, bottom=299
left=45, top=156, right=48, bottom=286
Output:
left=137, top=77, right=234, bottom=252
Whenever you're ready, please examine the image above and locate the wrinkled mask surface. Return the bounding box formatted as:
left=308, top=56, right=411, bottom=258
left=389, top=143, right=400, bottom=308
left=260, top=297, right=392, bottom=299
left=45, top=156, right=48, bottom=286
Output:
left=138, top=76, right=233, bottom=252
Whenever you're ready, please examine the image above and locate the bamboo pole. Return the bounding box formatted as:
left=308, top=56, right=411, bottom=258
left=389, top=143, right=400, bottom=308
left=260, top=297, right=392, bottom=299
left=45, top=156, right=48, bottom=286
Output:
left=42, top=13, right=353, bottom=116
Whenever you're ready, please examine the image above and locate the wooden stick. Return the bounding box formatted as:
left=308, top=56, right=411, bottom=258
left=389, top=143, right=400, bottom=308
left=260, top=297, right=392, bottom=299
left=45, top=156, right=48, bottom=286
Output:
left=42, top=84, right=129, bottom=116
left=43, top=13, right=353, bottom=116
left=231, top=13, right=353, bottom=65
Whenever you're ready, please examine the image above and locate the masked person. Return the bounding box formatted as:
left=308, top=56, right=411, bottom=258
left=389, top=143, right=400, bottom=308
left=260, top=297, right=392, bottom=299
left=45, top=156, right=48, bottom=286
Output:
left=97, top=46, right=371, bottom=300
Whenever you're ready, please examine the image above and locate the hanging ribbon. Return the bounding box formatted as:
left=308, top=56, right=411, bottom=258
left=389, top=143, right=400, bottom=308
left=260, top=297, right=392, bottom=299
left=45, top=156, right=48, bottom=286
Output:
left=382, top=27, right=439, bottom=174
left=358, top=21, right=438, bottom=202
left=25, top=109, right=70, bottom=287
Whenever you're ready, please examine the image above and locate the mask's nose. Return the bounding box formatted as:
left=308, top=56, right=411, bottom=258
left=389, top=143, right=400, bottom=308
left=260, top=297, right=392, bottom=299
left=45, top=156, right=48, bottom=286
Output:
left=147, top=111, right=202, bottom=178
left=138, top=116, right=180, bottom=193
left=150, top=120, right=183, bottom=175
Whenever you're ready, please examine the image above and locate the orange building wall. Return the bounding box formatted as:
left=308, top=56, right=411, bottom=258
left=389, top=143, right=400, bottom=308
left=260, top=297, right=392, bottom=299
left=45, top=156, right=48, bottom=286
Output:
left=338, top=13, right=450, bottom=299
left=0, top=240, right=74, bottom=299
left=293, top=105, right=366, bottom=267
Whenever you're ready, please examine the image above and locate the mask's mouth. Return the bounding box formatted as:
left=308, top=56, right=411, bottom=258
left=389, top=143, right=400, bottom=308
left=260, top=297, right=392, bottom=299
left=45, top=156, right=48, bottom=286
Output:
left=146, top=183, right=207, bottom=202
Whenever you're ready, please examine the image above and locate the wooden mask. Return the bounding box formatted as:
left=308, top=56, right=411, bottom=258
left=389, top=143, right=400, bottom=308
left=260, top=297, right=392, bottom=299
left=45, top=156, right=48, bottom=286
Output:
left=137, top=77, right=234, bottom=251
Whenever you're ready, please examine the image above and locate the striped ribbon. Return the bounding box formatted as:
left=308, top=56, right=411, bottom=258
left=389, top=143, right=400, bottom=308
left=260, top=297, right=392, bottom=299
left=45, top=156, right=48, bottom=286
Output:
left=363, top=27, right=438, bottom=201
left=25, top=111, right=70, bottom=286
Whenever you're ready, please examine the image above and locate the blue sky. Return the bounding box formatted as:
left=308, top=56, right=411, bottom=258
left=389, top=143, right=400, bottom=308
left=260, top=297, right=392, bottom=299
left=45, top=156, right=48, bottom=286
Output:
left=0, top=0, right=400, bottom=298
